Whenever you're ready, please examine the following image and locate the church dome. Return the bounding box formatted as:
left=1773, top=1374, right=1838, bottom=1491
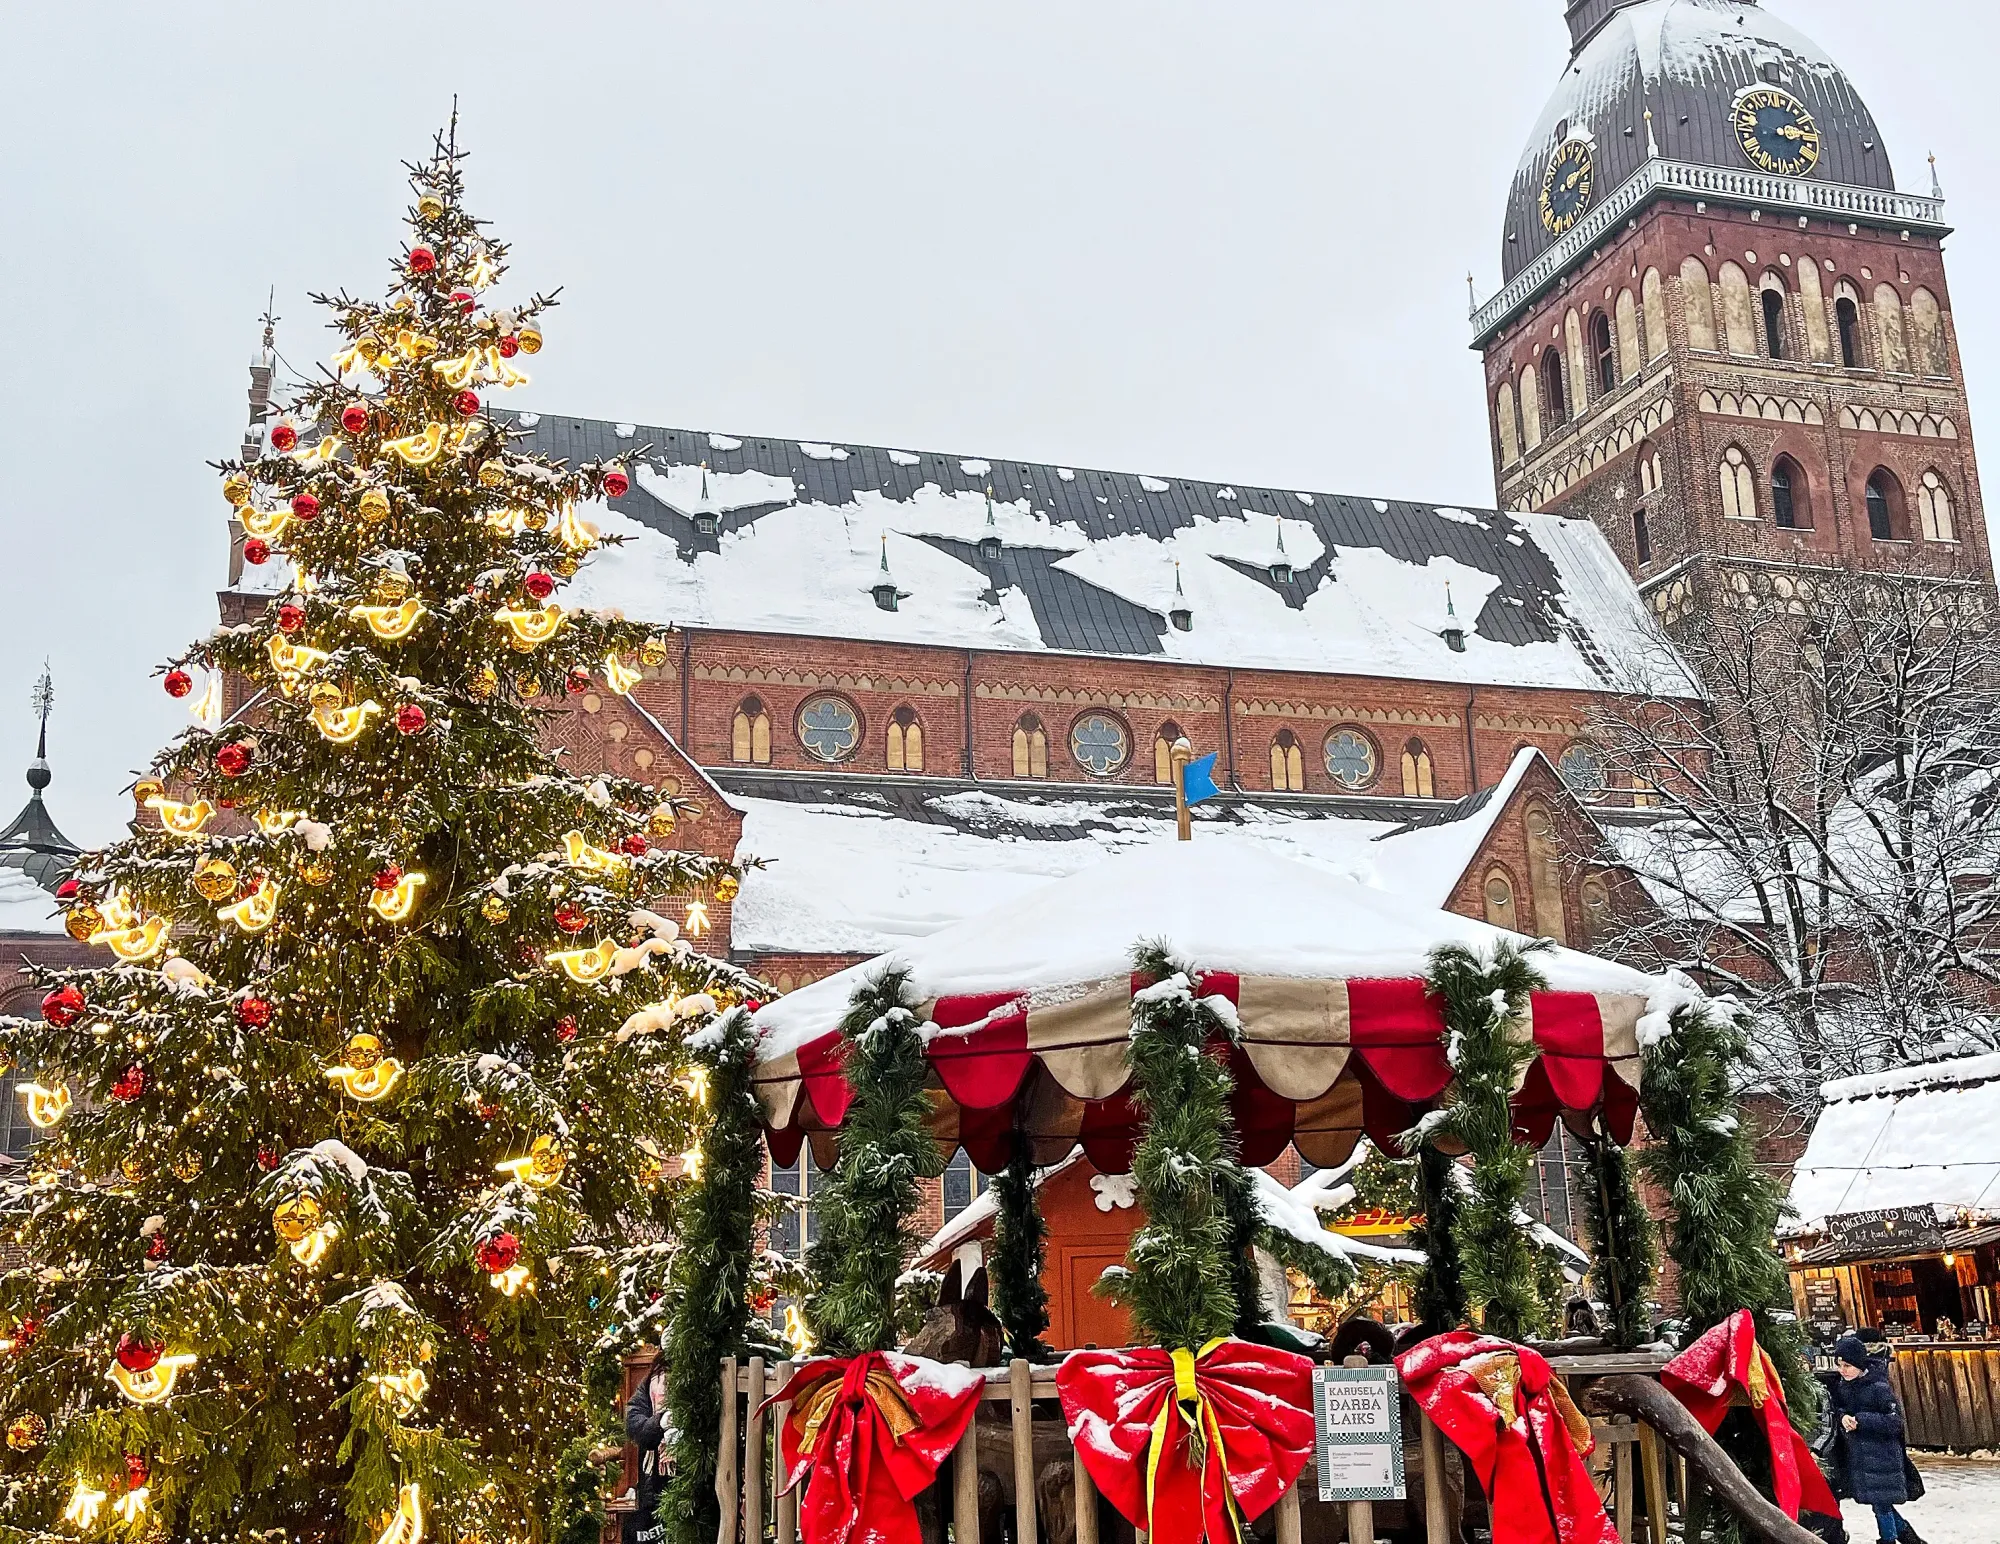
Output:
left=1501, top=0, right=1896, bottom=281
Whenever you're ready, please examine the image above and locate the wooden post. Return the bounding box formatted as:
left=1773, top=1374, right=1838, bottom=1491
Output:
left=1171, top=740, right=1193, bottom=842
left=1637, top=1423, right=1669, bottom=1544
left=744, top=1357, right=767, bottom=1544
left=1612, top=1420, right=1635, bottom=1544
left=1419, top=1411, right=1451, bottom=1544
left=1011, top=1358, right=1038, bottom=1544
left=1073, top=1440, right=1100, bottom=1544
left=953, top=1405, right=981, bottom=1544
left=1341, top=1355, right=1375, bottom=1544
left=774, top=1360, right=797, bottom=1544
left=717, top=1357, right=740, bottom=1544
left=1274, top=1486, right=1302, bottom=1544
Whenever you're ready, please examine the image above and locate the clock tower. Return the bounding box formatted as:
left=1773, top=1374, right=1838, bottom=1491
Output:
left=1475, top=0, right=1990, bottom=633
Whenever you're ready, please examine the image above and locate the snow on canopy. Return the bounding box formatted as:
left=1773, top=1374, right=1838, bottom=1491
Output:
left=0, top=867, right=62, bottom=935
left=751, top=836, right=1662, bottom=1065
left=1786, top=1053, right=2000, bottom=1234
left=728, top=748, right=1547, bottom=959
left=491, top=414, right=1692, bottom=697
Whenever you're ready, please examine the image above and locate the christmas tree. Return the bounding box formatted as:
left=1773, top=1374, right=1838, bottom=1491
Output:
left=0, top=127, right=762, bottom=1541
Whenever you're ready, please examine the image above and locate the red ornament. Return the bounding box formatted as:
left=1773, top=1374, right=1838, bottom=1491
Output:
left=394, top=703, right=428, bottom=736
left=237, top=996, right=273, bottom=1029
left=555, top=1015, right=579, bottom=1044
left=566, top=669, right=591, bottom=695
left=256, top=1146, right=280, bottom=1172
left=163, top=669, right=193, bottom=699
left=751, top=1286, right=776, bottom=1313
left=216, top=742, right=252, bottom=777
left=468, top=1323, right=490, bottom=1347
left=453, top=389, right=481, bottom=417
left=450, top=289, right=476, bottom=313
left=277, top=603, right=305, bottom=634
left=243, top=537, right=271, bottom=566
left=55, top=878, right=80, bottom=900
left=620, top=833, right=649, bottom=857
left=477, top=1100, right=500, bottom=1121
left=41, top=984, right=85, bottom=1027
left=408, top=245, right=438, bottom=275
left=602, top=468, right=630, bottom=498
left=124, top=1454, right=151, bottom=1491
left=145, top=1234, right=168, bottom=1263
left=554, top=901, right=589, bottom=934
left=373, top=865, right=403, bottom=893
left=340, top=403, right=371, bottom=435
left=291, top=492, right=320, bottom=521
left=522, top=571, right=555, bottom=601
left=111, top=1065, right=147, bottom=1103
left=745, top=999, right=765, bottom=1015
left=10, top=1319, right=39, bottom=1353
left=497, top=334, right=520, bottom=358
left=114, top=1334, right=161, bottom=1373
left=475, top=1232, right=521, bottom=1274
left=269, top=423, right=298, bottom=453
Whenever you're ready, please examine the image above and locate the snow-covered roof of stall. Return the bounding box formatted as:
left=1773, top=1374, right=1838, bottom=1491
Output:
left=1786, top=1054, right=2000, bottom=1234
left=751, top=835, right=1669, bottom=1062
left=467, top=414, right=1690, bottom=697
left=0, top=868, right=62, bottom=935
left=726, top=749, right=1551, bottom=958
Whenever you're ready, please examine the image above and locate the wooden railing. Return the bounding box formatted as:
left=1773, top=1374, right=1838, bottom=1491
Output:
left=713, top=1351, right=1681, bottom=1544
left=1886, top=1344, right=2000, bottom=1450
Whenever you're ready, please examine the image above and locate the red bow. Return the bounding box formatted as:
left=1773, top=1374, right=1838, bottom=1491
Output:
left=1662, top=1311, right=1839, bottom=1521
left=1055, top=1338, right=1315, bottom=1544
left=764, top=1351, right=985, bottom=1544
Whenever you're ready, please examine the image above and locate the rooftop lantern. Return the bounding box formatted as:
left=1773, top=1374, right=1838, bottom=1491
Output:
left=871, top=535, right=910, bottom=613
left=978, top=486, right=1004, bottom=563
left=1441, top=582, right=1467, bottom=653
left=1168, top=561, right=1193, bottom=632
left=1268, top=520, right=1294, bottom=586
left=692, top=461, right=720, bottom=539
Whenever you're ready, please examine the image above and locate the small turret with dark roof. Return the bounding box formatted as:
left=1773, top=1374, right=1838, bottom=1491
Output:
left=0, top=666, right=80, bottom=894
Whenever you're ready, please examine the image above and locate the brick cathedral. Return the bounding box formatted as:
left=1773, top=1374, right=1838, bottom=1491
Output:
left=3, top=0, right=1988, bottom=1240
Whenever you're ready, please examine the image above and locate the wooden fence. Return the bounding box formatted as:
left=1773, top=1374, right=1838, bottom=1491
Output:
left=711, top=1353, right=1677, bottom=1544
left=1887, top=1345, right=2000, bottom=1450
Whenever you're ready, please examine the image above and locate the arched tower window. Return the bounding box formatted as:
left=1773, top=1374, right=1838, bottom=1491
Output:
left=1496, top=381, right=1521, bottom=467
left=732, top=696, right=771, bottom=765
left=1541, top=349, right=1568, bottom=429
left=1910, top=289, right=1947, bottom=377
left=887, top=705, right=924, bottom=773
left=1483, top=868, right=1518, bottom=930
left=1865, top=470, right=1907, bottom=542
left=1632, top=507, right=1651, bottom=565
left=1615, top=289, right=1641, bottom=380
left=1760, top=277, right=1788, bottom=360
left=1835, top=284, right=1864, bottom=368
left=1681, top=257, right=1718, bottom=352
left=1012, top=714, right=1048, bottom=779
left=1524, top=801, right=1569, bottom=945
left=1918, top=471, right=1957, bottom=543
left=1641, top=267, right=1669, bottom=360
left=1874, top=284, right=1910, bottom=374
left=1591, top=311, right=1617, bottom=395
left=1270, top=729, right=1305, bottom=792
left=1153, top=721, right=1183, bottom=786
left=1770, top=456, right=1811, bottom=529
left=1519, top=365, right=1544, bottom=453
left=1400, top=739, right=1435, bottom=799
left=1636, top=441, right=1662, bottom=495
left=1718, top=447, right=1758, bottom=522
left=1798, top=258, right=1831, bottom=361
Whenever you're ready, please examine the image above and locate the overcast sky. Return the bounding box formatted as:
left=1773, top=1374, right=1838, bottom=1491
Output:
left=3, top=1, right=1992, bottom=843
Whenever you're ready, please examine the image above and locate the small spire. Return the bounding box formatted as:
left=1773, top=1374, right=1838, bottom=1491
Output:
left=700, top=460, right=712, bottom=505
left=871, top=534, right=908, bottom=612
left=27, top=661, right=52, bottom=792
left=1466, top=273, right=1478, bottom=319
left=1175, top=561, right=1186, bottom=598
left=1645, top=107, right=1660, bottom=160
left=978, top=487, right=1003, bottom=561
left=1440, top=584, right=1467, bottom=653
left=1445, top=582, right=1457, bottom=619
left=879, top=533, right=893, bottom=576
left=1930, top=152, right=1945, bottom=201
left=1169, top=560, right=1193, bottom=632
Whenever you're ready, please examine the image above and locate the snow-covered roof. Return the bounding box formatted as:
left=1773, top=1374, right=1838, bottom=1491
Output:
left=0, top=867, right=62, bottom=936
left=724, top=749, right=1554, bottom=959
left=1786, top=1054, right=2000, bottom=1234
left=479, top=414, right=1692, bottom=697
left=751, top=836, right=1666, bottom=1064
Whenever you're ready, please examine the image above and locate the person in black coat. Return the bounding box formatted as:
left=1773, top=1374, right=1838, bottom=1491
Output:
left=625, top=1362, right=672, bottom=1544
left=1829, top=1336, right=1925, bottom=1544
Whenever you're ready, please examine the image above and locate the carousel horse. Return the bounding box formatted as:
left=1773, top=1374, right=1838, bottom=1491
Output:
left=908, top=1264, right=1007, bottom=1544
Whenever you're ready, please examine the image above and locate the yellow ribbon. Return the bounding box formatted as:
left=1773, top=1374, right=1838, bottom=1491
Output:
left=792, top=1366, right=922, bottom=1460
left=1143, top=1340, right=1240, bottom=1544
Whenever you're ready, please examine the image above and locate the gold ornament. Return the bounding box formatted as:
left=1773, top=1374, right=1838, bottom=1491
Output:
left=298, top=853, right=335, bottom=887
left=120, top=1154, right=145, bottom=1183
left=267, top=634, right=331, bottom=695
left=133, top=777, right=164, bottom=809
left=171, top=1150, right=202, bottom=1182
left=493, top=603, right=564, bottom=646
left=369, top=871, right=426, bottom=923
left=19, top=1083, right=71, bottom=1128
left=715, top=874, right=741, bottom=903
left=639, top=636, right=670, bottom=668
left=481, top=894, right=510, bottom=923
left=6, top=1412, right=45, bottom=1451
left=65, top=904, right=102, bottom=942
left=217, top=879, right=280, bottom=935
left=222, top=473, right=252, bottom=508
left=327, top=1036, right=404, bottom=1103
left=350, top=598, right=426, bottom=641
left=106, top=1351, right=196, bottom=1406
left=648, top=806, right=677, bottom=838
left=520, top=506, right=549, bottom=533
left=313, top=697, right=383, bottom=744
left=273, top=1192, right=323, bottom=1243
left=469, top=664, right=499, bottom=699
left=518, top=673, right=544, bottom=698
left=496, top=1134, right=567, bottom=1189
left=191, top=857, right=238, bottom=903
left=562, top=830, right=626, bottom=877
left=517, top=322, right=543, bottom=354
left=554, top=555, right=579, bottom=579
left=602, top=653, right=642, bottom=695
left=416, top=192, right=445, bottom=220
left=383, top=423, right=446, bottom=466
left=478, top=459, right=507, bottom=488
left=358, top=487, right=391, bottom=525
left=546, top=940, right=617, bottom=983
left=375, top=1483, right=425, bottom=1544
left=308, top=682, right=345, bottom=709
left=372, top=569, right=412, bottom=603
left=146, top=794, right=215, bottom=838
left=345, top=1032, right=381, bottom=1070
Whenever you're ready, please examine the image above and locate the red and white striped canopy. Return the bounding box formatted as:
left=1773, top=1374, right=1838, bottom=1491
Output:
left=749, top=843, right=1667, bottom=1171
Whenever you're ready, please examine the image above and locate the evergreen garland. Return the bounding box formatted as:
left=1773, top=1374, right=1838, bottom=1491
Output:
left=1577, top=1130, right=1656, bottom=1349
left=1410, top=1144, right=1471, bottom=1334
left=1220, top=1159, right=1267, bottom=1335
left=1118, top=942, right=1246, bottom=1350
left=1638, top=1002, right=1819, bottom=1422
left=804, top=968, right=942, bottom=1355
left=660, top=1007, right=765, bottom=1544
left=988, top=1130, right=1053, bottom=1362
left=1424, top=941, right=1547, bottom=1340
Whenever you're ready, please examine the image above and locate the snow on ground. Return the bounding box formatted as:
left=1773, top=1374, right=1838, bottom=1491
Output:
left=0, top=869, right=60, bottom=934
left=1843, top=1456, right=2000, bottom=1544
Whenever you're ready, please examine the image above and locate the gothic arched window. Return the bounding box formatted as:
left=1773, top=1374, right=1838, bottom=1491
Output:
left=732, top=696, right=771, bottom=765
left=1484, top=869, right=1518, bottom=930
left=1591, top=311, right=1617, bottom=396
left=1918, top=471, right=1957, bottom=543
left=1771, top=456, right=1811, bottom=529
left=1012, top=714, right=1048, bottom=779
left=1541, top=349, right=1568, bottom=429
left=1866, top=470, right=1906, bottom=541
left=1153, top=721, right=1183, bottom=786
left=1718, top=447, right=1758, bottom=522
left=1835, top=288, right=1863, bottom=368
left=1400, top=739, right=1435, bottom=799
left=887, top=705, right=924, bottom=772
left=1760, top=280, right=1788, bottom=360
left=1270, top=730, right=1305, bottom=792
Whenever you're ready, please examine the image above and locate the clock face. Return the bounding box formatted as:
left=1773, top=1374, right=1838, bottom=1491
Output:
left=1539, top=138, right=1596, bottom=236
left=1733, top=87, right=1822, bottom=177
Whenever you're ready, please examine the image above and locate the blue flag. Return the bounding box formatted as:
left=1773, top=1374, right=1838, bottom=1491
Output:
left=1182, top=752, right=1221, bottom=806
